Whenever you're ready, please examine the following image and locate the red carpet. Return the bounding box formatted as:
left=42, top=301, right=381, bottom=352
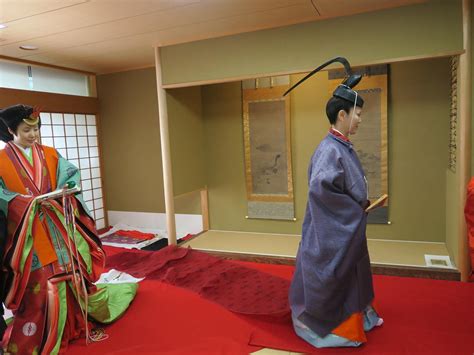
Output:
left=66, top=280, right=259, bottom=354
left=65, top=247, right=474, bottom=354
left=241, top=263, right=474, bottom=354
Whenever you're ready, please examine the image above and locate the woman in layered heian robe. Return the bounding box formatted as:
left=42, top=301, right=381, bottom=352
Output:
left=0, top=105, right=136, bottom=354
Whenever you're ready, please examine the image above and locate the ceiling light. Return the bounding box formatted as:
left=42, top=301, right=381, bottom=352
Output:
left=0, top=24, right=7, bottom=29
left=19, top=45, right=38, bottom=50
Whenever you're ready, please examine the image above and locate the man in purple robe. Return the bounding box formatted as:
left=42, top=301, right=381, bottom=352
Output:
left=286, top=57, right=383, bottom=348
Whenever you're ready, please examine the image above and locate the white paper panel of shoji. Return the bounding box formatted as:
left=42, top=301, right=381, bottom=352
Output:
left=39, top=113, right=105, bottom=229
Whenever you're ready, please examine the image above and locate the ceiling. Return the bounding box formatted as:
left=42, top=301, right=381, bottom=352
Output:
left=0, top=0, right=426, bottom=74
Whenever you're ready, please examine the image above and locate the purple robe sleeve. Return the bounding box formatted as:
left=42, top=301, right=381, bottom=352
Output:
left=299, top=157, right=369, bottom=323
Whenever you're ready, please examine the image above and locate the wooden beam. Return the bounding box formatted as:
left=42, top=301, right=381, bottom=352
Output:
left=161, top=50, right=464, bottom=89
left=458, top=0, right=472, bottom=281
left=174, top=187, right=205, bottom=199
left=154, top=46, right=177, bottom=245
left=0, top=87, right=98, bottom=114
left=0, top=55, right=95, bottom=75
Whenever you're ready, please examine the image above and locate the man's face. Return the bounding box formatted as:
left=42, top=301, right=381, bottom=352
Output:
left=346, top=106, right=362, bottom=135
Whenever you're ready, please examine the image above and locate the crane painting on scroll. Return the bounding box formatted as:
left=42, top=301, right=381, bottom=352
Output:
left=242, top=78, right=295, bottom=220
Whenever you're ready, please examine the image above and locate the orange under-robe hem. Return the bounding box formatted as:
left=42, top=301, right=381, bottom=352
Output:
left=332, top=312, right=367, bottom=343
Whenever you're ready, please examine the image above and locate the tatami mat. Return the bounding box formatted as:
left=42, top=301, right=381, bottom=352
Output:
left=183, top=230, right=454, bottom=268
left=185, top=230, right=300, bottom=257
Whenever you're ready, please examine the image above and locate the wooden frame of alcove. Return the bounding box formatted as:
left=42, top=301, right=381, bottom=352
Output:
left=457, top=0, right=471, bottom=282
left=153, top=0, right=471, bottom=281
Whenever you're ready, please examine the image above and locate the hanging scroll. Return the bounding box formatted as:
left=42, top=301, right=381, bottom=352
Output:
left=242, top=77, right=295, bottom=220
left=328, top=65, right=389, bottom=224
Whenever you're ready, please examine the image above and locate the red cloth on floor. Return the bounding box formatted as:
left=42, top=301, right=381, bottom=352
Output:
left=180, top=233, right=194, bottom=242
left=97, top=226, right=112, bottom=235
left=113, top=229, right=156, bottom=240
left=106, top=246, right=290, bottom=320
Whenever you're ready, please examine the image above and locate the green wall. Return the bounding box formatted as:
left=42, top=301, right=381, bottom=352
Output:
left=202, top=58, right=451, bottom=242
left=161, top=0, right=462, bottom=85
left=97, top=68, right=204, bottom=214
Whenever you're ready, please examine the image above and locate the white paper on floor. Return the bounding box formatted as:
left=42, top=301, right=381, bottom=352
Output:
left=95, top=269, right=144, bottom=284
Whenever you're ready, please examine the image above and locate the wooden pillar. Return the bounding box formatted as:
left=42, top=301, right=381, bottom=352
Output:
left=459, top=0, right=471, bottom=281
left=154, top=46, right=177, bottom=245
left=201, top=187, right=210, bottom=231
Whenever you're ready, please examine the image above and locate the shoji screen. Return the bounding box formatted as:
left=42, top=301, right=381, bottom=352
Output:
left=39, top=112, right=106, bottom=229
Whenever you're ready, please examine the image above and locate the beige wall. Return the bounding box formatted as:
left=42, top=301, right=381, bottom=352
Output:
left=97, top=61, right=451, bottom=243
left=160, top=0, right=462, bottom=85
left=97, top=68, right=164, bottom=213
left=96, top=0, right=459, bottom=246
left=202, top=58, right=451, bottom=242
left=167, top=86, right=206, bottom=196
left=370, top=58, right=450, bottom=241
left=97, top=68, right=204, bottom=214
